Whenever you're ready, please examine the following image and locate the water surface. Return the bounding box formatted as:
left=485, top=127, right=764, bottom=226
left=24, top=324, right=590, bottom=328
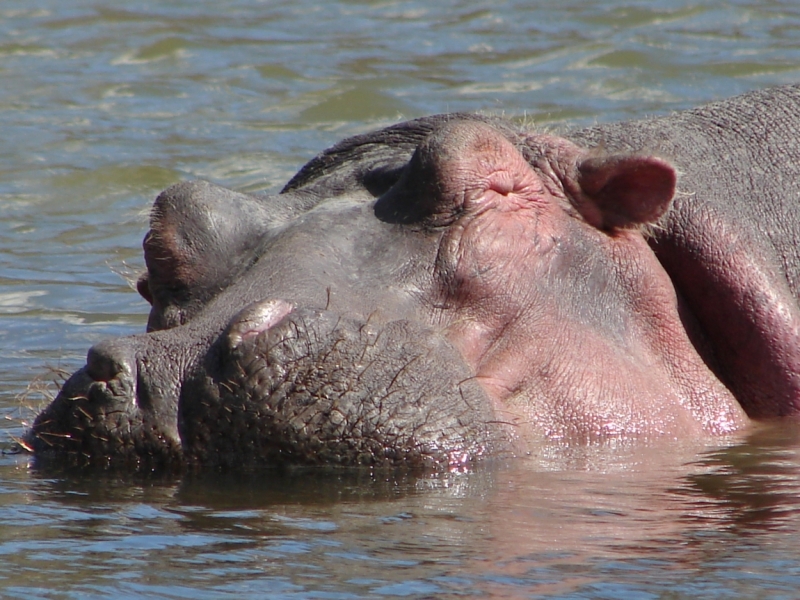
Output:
left=3, top=1, right=800, bottom=597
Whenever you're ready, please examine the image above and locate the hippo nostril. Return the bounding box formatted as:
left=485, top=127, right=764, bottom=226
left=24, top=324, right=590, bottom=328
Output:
left=136, top=272, right=154, bottom=305
left=85, top=340, right=133, bottom=383
left=225, top=299, right=295, bottom=351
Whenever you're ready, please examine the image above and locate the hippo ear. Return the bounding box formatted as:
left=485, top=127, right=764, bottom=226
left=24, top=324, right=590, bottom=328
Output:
left=576, top=154, right=676, bottom=229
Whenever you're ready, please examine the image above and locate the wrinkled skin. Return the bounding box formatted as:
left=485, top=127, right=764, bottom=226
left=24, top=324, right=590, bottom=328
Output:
left=26, top=85, right=800, bottom=470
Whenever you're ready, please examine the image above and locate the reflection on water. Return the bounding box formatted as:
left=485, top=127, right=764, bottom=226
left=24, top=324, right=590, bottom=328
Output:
left=3, top=425, right=800, bottom=597
left=3, top=0, right=800, bottom=597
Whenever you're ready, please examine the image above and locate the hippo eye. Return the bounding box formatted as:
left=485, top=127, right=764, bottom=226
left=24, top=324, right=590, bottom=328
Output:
left=375, top=119, right=531, bottom=229
left=374, top=158, right=434, bottom=226
left=374, top=129, right=464, bottom=227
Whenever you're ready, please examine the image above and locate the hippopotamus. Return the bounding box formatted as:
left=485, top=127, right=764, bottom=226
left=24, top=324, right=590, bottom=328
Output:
left=25, top=84, right=800, bottom=469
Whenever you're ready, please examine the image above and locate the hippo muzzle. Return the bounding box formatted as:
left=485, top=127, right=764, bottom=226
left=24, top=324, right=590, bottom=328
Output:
left=28, top=297, right=507, bottom=469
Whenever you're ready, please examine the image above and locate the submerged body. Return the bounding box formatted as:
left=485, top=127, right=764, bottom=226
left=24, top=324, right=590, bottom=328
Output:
left=27, top=85, right=800, bottom=469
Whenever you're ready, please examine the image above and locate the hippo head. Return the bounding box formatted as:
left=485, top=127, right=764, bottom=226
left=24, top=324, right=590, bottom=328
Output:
left=26, top=114, right=747, bottom=470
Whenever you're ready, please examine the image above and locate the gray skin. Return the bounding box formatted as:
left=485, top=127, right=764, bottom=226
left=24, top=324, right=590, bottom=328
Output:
left=26, top=85, right=800, bottom=470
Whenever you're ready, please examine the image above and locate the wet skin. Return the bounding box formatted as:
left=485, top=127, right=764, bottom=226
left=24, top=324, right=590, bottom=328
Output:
left=26, top=85, right=800, bottom=469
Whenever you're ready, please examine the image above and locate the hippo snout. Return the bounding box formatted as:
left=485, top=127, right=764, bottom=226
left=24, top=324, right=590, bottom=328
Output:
left=26, top=337, right=183, bottom=468
left=26, top=300, right=509, bottom=469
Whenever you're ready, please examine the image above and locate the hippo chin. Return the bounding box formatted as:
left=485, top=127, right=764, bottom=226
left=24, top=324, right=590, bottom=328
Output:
left=26, top=84, right=800, bottom=469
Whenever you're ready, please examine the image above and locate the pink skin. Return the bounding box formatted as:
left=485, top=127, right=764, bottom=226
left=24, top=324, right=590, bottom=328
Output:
left=417, top=122, right=747, bottom=445
left=654, top=212, right=800, bottom=418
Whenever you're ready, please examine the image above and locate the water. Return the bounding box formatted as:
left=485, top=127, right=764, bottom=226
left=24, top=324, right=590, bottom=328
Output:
left=2, top=0, right=800, bottom=597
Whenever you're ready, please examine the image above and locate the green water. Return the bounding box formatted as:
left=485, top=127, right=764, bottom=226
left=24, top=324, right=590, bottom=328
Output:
left=2, top=1, right=800, bottom=597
